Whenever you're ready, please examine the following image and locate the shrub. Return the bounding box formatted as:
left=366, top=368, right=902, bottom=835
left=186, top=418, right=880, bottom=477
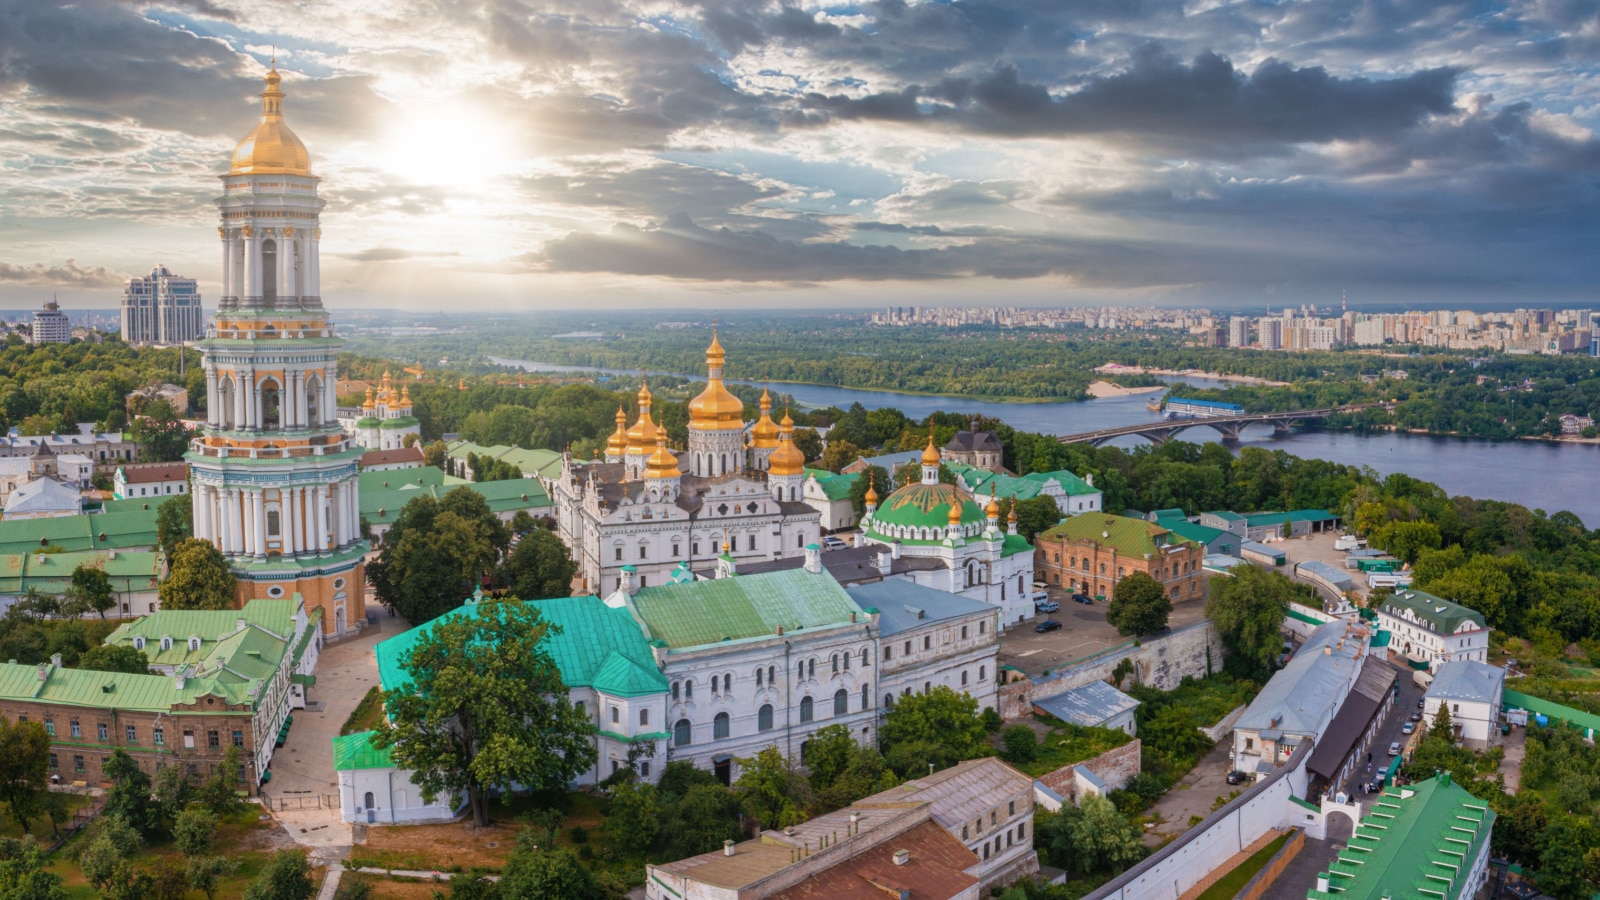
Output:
left=1001, top=725, right=1038, bottom=764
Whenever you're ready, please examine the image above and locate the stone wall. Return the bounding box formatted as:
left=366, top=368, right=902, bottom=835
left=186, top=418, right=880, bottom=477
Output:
left=999, top=621, right=1225, bottom=721
left=1036, top=739, right=1143, bottom=805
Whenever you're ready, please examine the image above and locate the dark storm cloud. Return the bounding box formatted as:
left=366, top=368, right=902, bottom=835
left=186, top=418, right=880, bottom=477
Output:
left=803, top=47, right=1460, bottom=155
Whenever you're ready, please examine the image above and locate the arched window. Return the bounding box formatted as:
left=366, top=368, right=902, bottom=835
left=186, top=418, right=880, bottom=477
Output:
left=797, top=660, right=805, bottom=680
left=861, top=683, right=870, bottom=710
left=831, top=654, right=839, bottom=674
left=713, top=712, right=730, bottom=739
left=671, top=682, right=680, bottom=701
left=885, top=693, right=894, bottom=709
left=218, top=375, right=236, bottom=429
left=685, top=679, right=694, bottom=699
left=756, top=668, right=764, bottom=686
left=808, top=659, right=815, bottom=678
left=861, top=648, right=870, bottom=667
left=768, top=665, right=775, bottom=685
left=758, top=704, right=773, bottom=731
left=800, top=696, right=814, bottom=723
left=843, top=652, right=850, bottom=671
left=259, top=378, right=281, bottom=431
left=833, top=689, right=848, bottom=716
left=261, top=239, right=278, bottom=301
left=305, top=375, right=321, bottom=426
left=673, top=719, right=691, bottom=746
left=979, top=665, right=986, bottom=681
left=723, top=674, right=731, bottom=693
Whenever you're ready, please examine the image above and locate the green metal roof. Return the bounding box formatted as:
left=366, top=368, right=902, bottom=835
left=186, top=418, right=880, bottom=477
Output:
left=1308, top=773, right=1494, bottom=900
left=628, top=568, right=864, bottom=649
left=807, top=470, right=858, bottom=501
left=0, top=509, right=159, bottom=556
left=376, top=594, right=667, bottom=698
left=362, top=476, right=550, bottom=523
left=1206, top=510, right=1245, bottom=521
left=379, top=416, right=420, bottom=429
left=1245, top=509, right=1339, bottom=527
left=0, top=549, right=160, bottom=596
left=868, top=482, right=985, bottom=530
left=0, top=656, right=265, bottom=713
left=1503, top=689, right=1600, bottom=734
left=1286, top=607, right=1324, bottom=626
left=1158, top=519, right=1229, bottom=547
left=355, top=417, right=382, bottom=428
left=103, top=598, right=296, bottom=677
left=1038, top=514, right=1196, bottom=557
left=1001, top=533, right=1033, bottom=558
left=948, top=462, right=1099, bottom=502
left=1379, top=590, right=1486, bottom=635
left=332, top=730, right=394, bottom=771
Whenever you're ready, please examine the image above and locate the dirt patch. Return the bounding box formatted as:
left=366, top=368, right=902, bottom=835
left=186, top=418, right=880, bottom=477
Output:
left=347, top=872, right=451, bottom=899
left=358, top=821, right=521, bottom=872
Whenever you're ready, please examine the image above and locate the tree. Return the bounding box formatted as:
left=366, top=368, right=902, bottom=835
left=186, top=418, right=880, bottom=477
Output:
left=661, top=783, right=742, bottom=860
left=819, top=439, right=862, bottom=473
left=802, top=724, right=858, bottom=791
left=734, top=746, right=805, bottom=829
left=369, top=488, right=509, bottom=623
left=1371, top=519, right=1443, bottom=564
left=173, top=808, right=215, bottom=857
left=998, top=495, right=1064, bottom=543
left=78, top=816, right=140, bottom=891
left=69, top=565, right=115, bottom=619
left=1205, top=566, right=1292, bottom=679
left=0, top=837, right=65, bottom=900
left=509, top=509, right=536, bottom=535
left=879, top=686, right=988, bottom=763
left=423, top=440, right=449, bottom=470
left=791, top=428, right=823, bottom=463
left=495, top=529, right=576, bottom=600
left=158, top=539, right=236, bottom=611
left=497, top=845, right=602, bottom=900
left=243, top=850, right=316, bottom=900
left=155, top=495, right=193, bottom=555
left=374, top=599, right=596, bottom=827
left=1107, top=571, right=1172, bottom=637
left=1536, top=816, right=1600, bottom=900
left=77, top=644, right=150, bottom=675
left=1431, top=702, right=1454, bottom=741
left=199, top=745, right=246, bottom=817
left=604, top=780, right=660, bottom=856
left=128, top=400, right=191, bottom=462
left=151, top=764, right=195, bottom=832
left=1001, top=724, right=1038, bottom=764
left=0, top=717, right=52, bottom=836
left=1037, top=795, right=1147, bottom=876
left=102, top=750, right=157, bottom=835
left=186, top=857, right=238, bottom=900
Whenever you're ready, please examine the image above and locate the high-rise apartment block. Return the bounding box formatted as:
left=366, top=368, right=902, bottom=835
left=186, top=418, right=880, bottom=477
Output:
left=31, top=297, right=69, bottom=344
left=120, top=265, right=204, bottom=345
left=1228, top=316, right=1251, bottom=348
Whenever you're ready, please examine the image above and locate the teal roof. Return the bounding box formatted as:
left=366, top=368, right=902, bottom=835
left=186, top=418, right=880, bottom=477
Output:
left=1503, top=689, right=1600, bottom=733
left=867, top=481, right=985, bottom=530
left=0, top=509, right=159, bottom=556
left=1308, top=773, right=1494, bottom=900
left=1379, top=589, right=1486, bottom=635
left=948, top=462, right=1099, bottom=502
left=628, top=569, right=864, bottom=649
left=103, top=598, right=298, bottom=675
left=807, top=470, right=858, bottom=501
left=362, top=476, right=550, bottom=523
left=332, top=730, right=394, bottom=771
left=1245, top=509, right=1338, bottom=527
left=0, top=549, right=160, bottom=596
left=1158, top=519, right=1229, bottom=547
left=1206, top=510, right=1245, bottom=521
left=376, top=594, right=667, bottom=698
left=1001, top=533, right=1033, bottom=558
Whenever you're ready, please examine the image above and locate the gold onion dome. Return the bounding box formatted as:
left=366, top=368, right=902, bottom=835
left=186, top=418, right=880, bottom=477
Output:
left=645, top=425, right=681, bottom=479
left=230, top=66, right=311, bottom=176
left=606, top=407, right=629, bottom=456
left=864, top=475, right=879, bottom=505
left=625, top=382, right=656, bottom=455
left=921, top=431, right=941, bottom=466
left=767, top=411, right=806, bottom=476
left=1008, top=498, right=1018, bottom=523
left=749, top=389, right=781, bottom=448
left=688, top=330, right=744, bottom=430
left=948, top=498, right=965, bottom=526
left=362, top=387, right=375, bottom=411
left=985, top=491, right=1001, bottom=519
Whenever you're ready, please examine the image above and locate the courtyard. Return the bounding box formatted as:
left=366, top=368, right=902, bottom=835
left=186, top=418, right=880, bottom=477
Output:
left=997, top=585, right=1210, bottom=676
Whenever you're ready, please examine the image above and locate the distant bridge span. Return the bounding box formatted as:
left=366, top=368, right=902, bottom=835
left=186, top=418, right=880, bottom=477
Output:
left=1057, top=405, right=1377, bottom=447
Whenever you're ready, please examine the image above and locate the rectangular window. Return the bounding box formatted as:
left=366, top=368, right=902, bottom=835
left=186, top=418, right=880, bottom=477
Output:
left=693, top=542, right=700, bottom=555
left=208, top=731, right=219, bottom=749
left=748, top=535, right=756, bottom=550
left=884, top=646, right=891, bottom=661
left=125, top=725, right=137, bottom=744
left=232, top=731, right=244, bottom=747
left=48, top=754, right=57, bottom=770
left=923, top=636, right=931, bottom=650
left=611, top=707, right=620, bottom=724
left=641, top=761, right=650, bottom=778
left=639, top=546, right=647, bottom=559
left=16, top=715, right=24, bottom=724
left=672, top=544, right=679, bottom=557
left=614, top=548, right=622, bottom=561
left=43, top=719, right=53, bottom=736
left=639, top=709, right=649, bottom=727
left=97, top=723, right=108, bottom=741
left=73, top=756, right=84, bottom=773
left=183, top=730, right=195, bottom=749
left=904, top=641, right=911, bottom=656
left=154, top=728, right=164, bottom=746
left=961, top=626, right=968, bottom=639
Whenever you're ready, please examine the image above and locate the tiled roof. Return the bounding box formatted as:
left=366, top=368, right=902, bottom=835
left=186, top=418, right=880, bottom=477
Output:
left=1379, top=590, right=1486, bottom=635
left=0, top=549, right=160, bottom=596
left=377, top=594, right=667, bottom=698
left=1425, top=661, right=1505, bottom=705
left=1308, top=774, right=1493, bottom=900
left=768, top=820, right=979, bottom=900
left=1038, top=514, right=1192, bottom=557
left=1034, top=680, right=1141, bottom=728
left=628, top=569, right=864, bottom=649
left=117, top=463, right=188, bottom=484
left=846, top=580, right=995, bottom=637
left=359, top=447, right=424, bottom=467
left=332, top=730, right=394, bottom=771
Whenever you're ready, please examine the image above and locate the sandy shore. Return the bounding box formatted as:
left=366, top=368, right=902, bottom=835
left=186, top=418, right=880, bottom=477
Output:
left=1087, top=380, right=1166, bottom=398
left=1094, top=364, right=1290, bottom=387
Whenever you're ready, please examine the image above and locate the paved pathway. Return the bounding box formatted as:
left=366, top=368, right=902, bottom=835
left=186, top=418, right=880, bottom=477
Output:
left=1145, top=741, right=1238, bottom=843
left=266, top=606, right=410, bottom=852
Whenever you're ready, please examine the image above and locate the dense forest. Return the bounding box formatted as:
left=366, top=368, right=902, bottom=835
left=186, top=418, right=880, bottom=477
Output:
left=0, top=337, right=203, bottom=434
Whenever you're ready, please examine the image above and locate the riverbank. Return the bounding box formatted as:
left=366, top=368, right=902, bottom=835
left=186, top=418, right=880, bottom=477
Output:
left=1087, top=380, right=1165, bottom=398
left=1094, top=363, right=1290, bottom=387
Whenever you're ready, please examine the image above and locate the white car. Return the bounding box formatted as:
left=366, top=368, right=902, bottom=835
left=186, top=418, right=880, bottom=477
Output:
left=1029, top=590, right=1051, bottom=605
left=1334, top=534, right=1366, bottom=551
left=820, top=536, right=849, bottom=551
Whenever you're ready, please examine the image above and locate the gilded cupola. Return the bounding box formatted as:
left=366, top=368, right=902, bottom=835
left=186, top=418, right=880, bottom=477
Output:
left=625, top=382, right=656, bottom=456
left=749, top=388, right=781, bottom=449
left=606, top=407, right=629, bottom=457
left=767, top=410, right=806, bottom=476
left=645, top=424, right=681, bottom=479
left=230, top=65, right=312, bottom=176
left=921, top=430, right=941, bottom=466
left=688, top=330, right=744, bottom=431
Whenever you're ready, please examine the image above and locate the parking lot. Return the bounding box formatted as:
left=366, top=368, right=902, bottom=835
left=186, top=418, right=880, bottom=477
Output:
left=996, top=585, right=1210, bottom=676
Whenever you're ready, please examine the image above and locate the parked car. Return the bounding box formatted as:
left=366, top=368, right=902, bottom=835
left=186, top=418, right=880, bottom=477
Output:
left=1388, top=742, right=1402, bottom=756
left=821, top=536, right=848, bottom=551
left=1417, top=698, right=1426, bottom=710
left=1034, top=601, right=1060, bottom=613
left=1402, top=722, right=1415, bottom=735
left=1073, top=593, right=1094, bottom=605
left=1225, top=770, right=1249, bottom=785
left=1029, top=590, right=1051, bottom=604
left=1035, top=619, right=1063, bottom=633
left=1410, top=711, right=1422, bottom=722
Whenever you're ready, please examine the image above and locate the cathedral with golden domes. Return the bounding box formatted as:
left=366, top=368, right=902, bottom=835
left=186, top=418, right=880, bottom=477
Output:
left=551, top=333, right=823, bottom=596
left=352, top=370, right=421, bottom=451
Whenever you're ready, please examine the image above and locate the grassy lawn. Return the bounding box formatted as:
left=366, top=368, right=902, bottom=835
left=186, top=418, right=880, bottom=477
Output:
left=1193, top=832, right=1291, bottom=900
left=0, top=792, right=91, bottom=841
left=46, top=805, right=288, bottom=900
left=342, top=686, right=386, bottom=736
left=1014, top=718, right=1134, bottom=778
left=353, top=791, right=614, bottom=874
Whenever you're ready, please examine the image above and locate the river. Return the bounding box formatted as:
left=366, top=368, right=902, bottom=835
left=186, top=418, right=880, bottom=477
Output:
left=492, top=356, right=1600, bottom=525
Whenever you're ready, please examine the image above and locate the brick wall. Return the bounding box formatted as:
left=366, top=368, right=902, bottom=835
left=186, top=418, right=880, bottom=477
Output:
left=1037, top=739, right=1143, bottom=804
left=999, top=622, right=1224, bottom=721
left=1033, top=535, right=1206, bottom=605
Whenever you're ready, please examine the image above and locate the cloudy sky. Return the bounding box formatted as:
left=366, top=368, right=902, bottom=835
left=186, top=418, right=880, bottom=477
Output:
left=2, top=0, right=1598, bottom=311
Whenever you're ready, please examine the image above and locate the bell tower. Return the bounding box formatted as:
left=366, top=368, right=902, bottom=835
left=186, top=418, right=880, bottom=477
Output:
left=186, top=64, right=366, bottom=637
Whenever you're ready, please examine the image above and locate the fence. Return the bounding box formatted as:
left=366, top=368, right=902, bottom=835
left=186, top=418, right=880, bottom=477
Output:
left=1238, top=829, right=1307, bottom=900
left=265, top=792, right=338, bottom=811
left=41, top=791, right=103, bottom=855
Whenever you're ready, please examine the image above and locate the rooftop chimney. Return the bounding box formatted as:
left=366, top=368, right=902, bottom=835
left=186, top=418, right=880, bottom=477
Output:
left=723, top=840, right=735, bottom=857
left=893, top=849, right=909, bottom=866
left=876, top=551, right=892, bottom=575
left=804, top=543, right=822, bottom=574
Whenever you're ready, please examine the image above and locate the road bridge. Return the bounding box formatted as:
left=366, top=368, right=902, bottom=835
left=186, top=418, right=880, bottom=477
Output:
left=1057, top=406, right=1375, bottom=447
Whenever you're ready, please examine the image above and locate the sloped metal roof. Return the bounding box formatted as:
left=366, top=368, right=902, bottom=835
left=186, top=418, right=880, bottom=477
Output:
left=629, top=568, right=863, bottom=649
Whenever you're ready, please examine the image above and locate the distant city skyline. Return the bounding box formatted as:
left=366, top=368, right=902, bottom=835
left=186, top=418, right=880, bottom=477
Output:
left=3, top=0, right=1599, bottom=310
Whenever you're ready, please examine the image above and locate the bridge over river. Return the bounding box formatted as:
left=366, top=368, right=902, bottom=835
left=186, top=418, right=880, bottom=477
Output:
left=1057, top=405, right=1379, bottom=447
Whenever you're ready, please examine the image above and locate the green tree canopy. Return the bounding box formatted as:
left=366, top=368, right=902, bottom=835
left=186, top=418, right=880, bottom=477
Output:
left=996, top=495, right=1064, bottom=543
left=158, top=539, right=236, bottom=611
left=243, top=850, right=316, bottom=900
left=369, top=487, right=511, bottom=622
left=69, top=564, right=116, bottom=619
left=1107, top=571, right=1172, bottom=637
left=374, top=599, right=595, bottom=827
left=128, top=400, right=191, bottom=462
left=734, top=746, right=806, bottom=829
left=847, top=465, right=889, bottom=517
left=879, top=686, right=988, bottom=766
left=0, top=718, right=52, bottom=837
left=819, top=439, right=861, bottom=473
left=155, top=495, right=192, bottom=555
left=1205, top=566, right=1293, bottom=679
left=76, top=644, right=150, bottom=675
left=495, top=528, right=577, bottom=601
left=102, top=750, right=157, bottom=835
left=0, top=837, right=65, bottom=900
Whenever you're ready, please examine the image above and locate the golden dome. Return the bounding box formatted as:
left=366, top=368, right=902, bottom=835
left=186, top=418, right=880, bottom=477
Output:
left=767, top=411, right=806, bottom=476
left=985, top=491, right=1000, bottom=519
left=606, top=407, right=629, bottom=456
left=921, top=431, right=941, bottom=466
left=1007, top=497, right=1018, bottom=523
left=749, top=389, right=781, bottom=449
left=947, top=498, right=965, bottom=526
left=864, top=474, right=879, bottom=505
left=688, top=330, right=744, bottom=431
left=645, top=425, right=681, bottom=479
left=625, top=382, right=656, bottom=455
left=400, top=385, right=411, bottom=404
left=362, top=387, right=375, bottom=411
left=229, top=67, right=312, bottom=176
